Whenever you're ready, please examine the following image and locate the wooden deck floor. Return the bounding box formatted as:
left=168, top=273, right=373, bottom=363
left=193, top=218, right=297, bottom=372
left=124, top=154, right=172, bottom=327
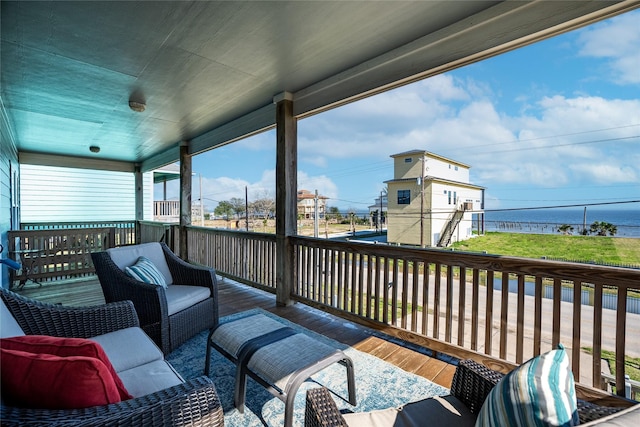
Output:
left=14, top=276, right=456, bottom=388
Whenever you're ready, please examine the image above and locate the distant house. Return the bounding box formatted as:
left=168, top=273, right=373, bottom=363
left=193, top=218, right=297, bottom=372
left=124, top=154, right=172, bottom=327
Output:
left=385, top=150, right=484, bottom=247
left=297, top=189, right=328, bottom=219
left=368, top=193, right=388, bottom=229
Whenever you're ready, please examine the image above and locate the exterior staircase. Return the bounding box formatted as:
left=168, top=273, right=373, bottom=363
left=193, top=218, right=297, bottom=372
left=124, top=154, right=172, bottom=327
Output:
left=437, top=208, right=466, bottom=247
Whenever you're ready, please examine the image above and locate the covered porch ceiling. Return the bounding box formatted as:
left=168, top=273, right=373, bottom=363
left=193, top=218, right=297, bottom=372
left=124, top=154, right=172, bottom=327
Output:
left=2, top=1, right=638, bottom=173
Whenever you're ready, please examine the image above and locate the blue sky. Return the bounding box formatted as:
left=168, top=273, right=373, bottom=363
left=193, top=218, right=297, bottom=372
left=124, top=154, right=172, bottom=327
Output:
left=169, top=10, right=640, bottom=214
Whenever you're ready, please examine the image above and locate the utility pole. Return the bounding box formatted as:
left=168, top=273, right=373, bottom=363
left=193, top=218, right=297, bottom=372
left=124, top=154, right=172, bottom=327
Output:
left=380, top=190, right=384, bottom=233
left=245, top=186, right=249, bottom=231
left=314, top=189, right=319, bottom=238
left=199, top=173, right=204, bottom=226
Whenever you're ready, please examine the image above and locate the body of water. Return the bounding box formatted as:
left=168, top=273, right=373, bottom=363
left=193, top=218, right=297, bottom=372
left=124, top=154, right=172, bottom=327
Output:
left=476, top=208, right=640, bottom=238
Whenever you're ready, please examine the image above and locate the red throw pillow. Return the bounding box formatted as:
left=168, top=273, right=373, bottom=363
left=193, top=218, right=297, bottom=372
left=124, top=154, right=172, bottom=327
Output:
left=0, top=348, right=122, bottom=409
left=0, top=335, right=132, bottom=400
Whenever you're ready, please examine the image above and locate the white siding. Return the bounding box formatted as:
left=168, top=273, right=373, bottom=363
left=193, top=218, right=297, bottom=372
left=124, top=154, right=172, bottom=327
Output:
left=424, top=157, right=470, bottom=182
left=20, top=165, right=153, bottom=222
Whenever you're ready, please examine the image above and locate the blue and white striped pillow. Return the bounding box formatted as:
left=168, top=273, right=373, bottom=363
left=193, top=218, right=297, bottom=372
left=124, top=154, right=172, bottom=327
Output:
left=475, top=344, right=578, bottom=427
left=125, top=256, right=168, bottom=288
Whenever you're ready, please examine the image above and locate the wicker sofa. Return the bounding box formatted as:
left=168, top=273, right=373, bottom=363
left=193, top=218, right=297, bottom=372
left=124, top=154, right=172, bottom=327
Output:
left=91, top=242, right=219, bottom=354
left=305, top=359, right=638, bottom=427
left=0, top=288, right=224, bottom=427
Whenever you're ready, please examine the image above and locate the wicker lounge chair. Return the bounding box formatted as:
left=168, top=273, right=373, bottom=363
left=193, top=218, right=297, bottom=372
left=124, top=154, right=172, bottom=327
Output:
left=91, top=242, right=219, bottom=354
left=0, top=288, right=223, bottom=427
left=305, top=359, right=635, bottom=427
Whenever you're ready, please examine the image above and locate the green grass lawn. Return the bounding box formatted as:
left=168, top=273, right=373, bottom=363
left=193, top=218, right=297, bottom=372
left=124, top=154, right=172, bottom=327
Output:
left=451, top=232, right=640, bottom=265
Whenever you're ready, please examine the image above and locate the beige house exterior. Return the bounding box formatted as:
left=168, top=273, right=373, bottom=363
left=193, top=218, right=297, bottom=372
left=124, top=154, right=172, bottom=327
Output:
left=297, top=189, right=328, bottom=219
left=386, top=150, right=484, bottom=247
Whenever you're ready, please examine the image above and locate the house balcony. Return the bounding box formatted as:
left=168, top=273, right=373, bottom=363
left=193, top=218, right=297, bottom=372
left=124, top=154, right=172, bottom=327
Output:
left=6, top=220, right=640, bottom=409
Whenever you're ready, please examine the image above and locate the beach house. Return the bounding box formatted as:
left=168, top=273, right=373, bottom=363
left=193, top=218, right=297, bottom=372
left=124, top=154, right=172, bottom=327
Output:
left=386, top=150, right=484, bottom=247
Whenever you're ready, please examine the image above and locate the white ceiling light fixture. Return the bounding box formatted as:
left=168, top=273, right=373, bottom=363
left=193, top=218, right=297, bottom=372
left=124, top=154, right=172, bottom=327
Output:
left=129, top=101, right=146, bottom=113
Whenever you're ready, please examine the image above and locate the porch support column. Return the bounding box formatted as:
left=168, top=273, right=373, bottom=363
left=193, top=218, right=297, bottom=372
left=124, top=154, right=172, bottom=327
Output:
left=134, top=164, right=143, bottom=244
left=179, top=140, right=192, bottom=261
left=275, top=92, right=297, bottom=307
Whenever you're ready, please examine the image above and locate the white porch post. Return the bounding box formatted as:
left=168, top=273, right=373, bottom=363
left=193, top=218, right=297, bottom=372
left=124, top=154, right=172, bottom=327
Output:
left=275, top=92, right=297, bottom=307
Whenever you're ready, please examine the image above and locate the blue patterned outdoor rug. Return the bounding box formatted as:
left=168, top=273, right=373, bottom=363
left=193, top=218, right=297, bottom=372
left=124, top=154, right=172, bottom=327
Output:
left=167, top=308, right=449, bottom=427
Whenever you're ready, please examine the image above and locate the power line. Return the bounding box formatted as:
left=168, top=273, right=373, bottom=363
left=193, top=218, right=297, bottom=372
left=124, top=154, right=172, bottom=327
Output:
left=484, top=200, right=640, bottom=212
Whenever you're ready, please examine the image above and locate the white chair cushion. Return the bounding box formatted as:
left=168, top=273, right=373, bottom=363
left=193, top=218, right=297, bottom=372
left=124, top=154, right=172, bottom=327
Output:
left=0, top=298, right=25, bottom=338
left=165, top=285, right=211, bottom=316
left=91, top=327, right=163, bottom=372
left=117, top=360, right=183, bottom=398
left=107, top=243, right=173, bottom=285
left=580, top=404, right=640, bottom=426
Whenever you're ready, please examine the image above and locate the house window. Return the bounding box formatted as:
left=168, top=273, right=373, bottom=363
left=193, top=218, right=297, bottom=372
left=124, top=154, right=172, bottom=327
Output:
left=455, top=166, right=458, bottom=171
left=454, top=192, right=457, bottom=205
left=397, top=190, right=410, bottom=205
left=448, top=191, right=451, bottom=204
left=404, top=158, right=412, bottom=163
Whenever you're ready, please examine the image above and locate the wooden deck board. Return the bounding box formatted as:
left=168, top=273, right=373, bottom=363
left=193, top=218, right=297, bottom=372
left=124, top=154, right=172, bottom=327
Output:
left=13, top=275, right=456, bottom=388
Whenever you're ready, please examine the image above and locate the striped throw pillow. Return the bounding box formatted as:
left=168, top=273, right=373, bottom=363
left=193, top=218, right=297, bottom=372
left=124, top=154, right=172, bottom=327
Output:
left=475, top=344, right=578, bottom=427
left=125, top=256, right=167, bottom=288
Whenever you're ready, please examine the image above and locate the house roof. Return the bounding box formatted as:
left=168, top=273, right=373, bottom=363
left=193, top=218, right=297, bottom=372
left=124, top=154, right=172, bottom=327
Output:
left=3, top=1, right=637, bottom=172
left=390, top=150, right=471, bottom=169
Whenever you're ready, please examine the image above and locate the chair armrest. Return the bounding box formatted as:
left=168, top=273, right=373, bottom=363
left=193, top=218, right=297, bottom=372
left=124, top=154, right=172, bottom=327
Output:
left=0, top=376, right=223, bottom=427
left=161, top=243, right=218, bottom=289
left=0, top=289, right=139, bottom=338
left=577, top=399, right=626, bottom=424
left=305, top=387, right=349, bottom=427
left=450, top=359, right=505, bottom=414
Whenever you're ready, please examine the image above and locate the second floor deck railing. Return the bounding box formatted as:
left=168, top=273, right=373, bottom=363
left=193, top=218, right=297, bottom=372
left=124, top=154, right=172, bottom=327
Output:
left=142, top=222, right=640, bottom=400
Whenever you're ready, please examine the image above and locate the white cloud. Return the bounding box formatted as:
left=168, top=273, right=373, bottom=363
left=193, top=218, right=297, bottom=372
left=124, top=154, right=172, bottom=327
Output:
left=576, top=11, right=640, bottom=84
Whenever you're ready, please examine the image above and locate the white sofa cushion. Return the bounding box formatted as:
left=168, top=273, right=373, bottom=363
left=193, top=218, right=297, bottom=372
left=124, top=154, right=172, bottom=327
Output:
left=107, top=243, right=173, bottom=285
left=343, top=395, right=475, bottom=427
left=0, top=298, right=25, bottom=338
left=91, top=327, right=163, bottom=372
left=165, top=285, right=211, bottom=316
left=117, top=360, right=183, bottom=398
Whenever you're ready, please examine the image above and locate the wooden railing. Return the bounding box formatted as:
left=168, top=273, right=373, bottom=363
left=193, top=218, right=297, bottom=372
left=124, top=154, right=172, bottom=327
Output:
left=153, top=200, right=180, bottom=222
left=289, top=236, right=640, bottom=401
left=186, top=227, right=276, bottom=291
left=109, top=222, right=640, bottom=401
left=7, top=227, right=116, bottom=286
left=21, top=221, right=136, bottom=246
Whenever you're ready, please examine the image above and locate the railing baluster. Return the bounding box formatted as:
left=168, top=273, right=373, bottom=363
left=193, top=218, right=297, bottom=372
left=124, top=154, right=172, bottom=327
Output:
left=552, top=278, right=561, bottom=348
left=401, top=261, right=409, bottom=330
left=616, top=285, right=628, bottom=398
left=411, top=261, right=419, bottom=332
left=392, top=258, right=399, bottom=326
left=534, top=276, right=543, bottom=356
left=445, top=265, right=453, bottom=342
left=457, top=266, right=466, bottom=347
left=366, top=254, right=374, bottom=319
left=500, top=273, right=509, bottom=360
left=383, top=257, right=389, bottom=324
left=471, top=268, right=479, bottom=351
left=433, top=263, right=441, bottom=339
left=572, top=280, right=582, bottom=382
left=374, top=255, right=381, bottom=321
left=485, top=270, right=494, bottom=355
left=593, top=283, right=603, bottom=389
left=516, top=274, right=525, bottom=364
left=422, top=262, right=430, bottom=336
